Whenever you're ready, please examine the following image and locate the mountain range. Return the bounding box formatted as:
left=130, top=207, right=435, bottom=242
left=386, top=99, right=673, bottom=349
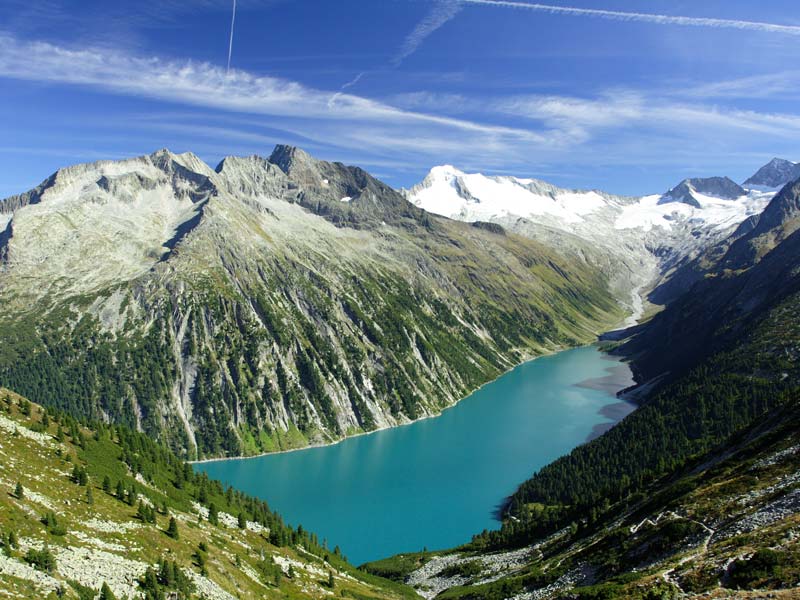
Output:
left=1, top=148, right=799, bottom=598
left=1, top=149, right=796, bottom=460
left=0, top=146, right=622, bottom=459
left=405, top=159, right=795, bottom=321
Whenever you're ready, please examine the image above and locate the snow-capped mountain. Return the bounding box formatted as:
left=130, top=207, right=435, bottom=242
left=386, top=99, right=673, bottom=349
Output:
left=661, top=176, right=745, bottom=208
left=0, top=147, right=623, bottom=459
left=743, top=157, right=800, bottom=189
left=405, top=165, right=774, bottom=321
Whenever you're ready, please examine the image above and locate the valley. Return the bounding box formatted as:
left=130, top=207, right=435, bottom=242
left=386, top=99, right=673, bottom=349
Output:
left=3, top=1, right=800, bottom=598
left=1, top=147, right=799, bottom=599
left=196, top=346, right=633, bottom=566
left=0, top=147, right=623, bottom=460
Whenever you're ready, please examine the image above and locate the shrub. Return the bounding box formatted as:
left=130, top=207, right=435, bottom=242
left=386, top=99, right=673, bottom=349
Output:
left=25, top=546, right=56, bottom=573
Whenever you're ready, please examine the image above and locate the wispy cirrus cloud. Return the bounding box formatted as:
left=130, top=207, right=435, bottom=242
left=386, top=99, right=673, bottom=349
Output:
left=681, top=71, right=800, bottom=99
left=331, top=0, right=462, bottom=95
left=0, top=32, right=551, bottom=171
left=0, top=33, right=532, bottom=136
left=495, top=91, right=800, bottom=144
left=459, top=0, right=800, bottom=36
left=2, top=26, right=800, bottom=189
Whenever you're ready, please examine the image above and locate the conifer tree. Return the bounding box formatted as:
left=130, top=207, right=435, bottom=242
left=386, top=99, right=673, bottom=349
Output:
left=166, top=516, right=179, bottom=540
left=99, top=582, right=117, bottom=600
left=14, top=481, right=24, bottom=499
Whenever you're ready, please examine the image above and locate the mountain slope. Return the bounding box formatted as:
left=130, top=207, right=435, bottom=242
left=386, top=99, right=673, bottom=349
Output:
left=0, top=387, right=415, bottom=600
left=405, top=165, right=773, bottom=323
left=367, top=175, right=800, bottom=599
left=627, top=176, right=800, bottom=380
left=0, top=147, right=623, bottom=459
left=366, top=395, right=800, bottom=599
left=662, top=176, right=745, bottom=208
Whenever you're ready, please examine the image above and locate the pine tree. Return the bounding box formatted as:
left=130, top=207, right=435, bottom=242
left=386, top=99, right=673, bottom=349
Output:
left=125, top=485, right=136, bottom=506
left=237, top=511, right=247, bottom=529
left=115, top=480, right=125, bottom=500
left=8, top=531, right=19, bottom=550
left=14, top=482, right=24, bottom=499
left=166, top=516, right=179, bottom=540
left=328, top=570, right=335, bottom=589
left=99, top=582, right=117, bottom=600
left=102, top=475, right=111, bottom=493
left=208, top=503, right=219, bottom=526
left=86, top=487, right=94, bottom=505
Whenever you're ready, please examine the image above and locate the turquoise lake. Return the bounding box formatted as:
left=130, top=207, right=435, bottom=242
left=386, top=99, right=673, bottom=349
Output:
left=195, top=345, right=634, bottom=565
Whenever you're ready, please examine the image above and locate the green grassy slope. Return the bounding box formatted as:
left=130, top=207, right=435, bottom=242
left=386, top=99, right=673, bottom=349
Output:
left=0, top=387, right=416, bottom=600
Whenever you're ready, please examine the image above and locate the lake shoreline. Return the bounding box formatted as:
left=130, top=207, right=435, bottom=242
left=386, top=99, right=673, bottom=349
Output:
left=191, top=341, right=638, bottom=466
left=189, top=344, right=565, bottom=465
left=197, top=344, right=636, bottom=564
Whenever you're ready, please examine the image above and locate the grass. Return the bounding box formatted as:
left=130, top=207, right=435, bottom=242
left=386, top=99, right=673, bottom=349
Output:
left=0, top=388, right=415, bottom=600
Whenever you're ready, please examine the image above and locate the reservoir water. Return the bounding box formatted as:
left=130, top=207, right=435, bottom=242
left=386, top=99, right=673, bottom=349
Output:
left=195, top=345, right=634, bottom=565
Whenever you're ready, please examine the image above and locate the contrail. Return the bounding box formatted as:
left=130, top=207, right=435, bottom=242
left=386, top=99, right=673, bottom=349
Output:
left=328, top=72, right=367, bottom=108
left=329, top=0, right=459, bottom=109
left=460, top=0, right=800, bottom=36
left=341, top=71, right=365, bottom=90
left=226, top=0, right=237, bottom=73
left=393, top=0, right=462, bottom=66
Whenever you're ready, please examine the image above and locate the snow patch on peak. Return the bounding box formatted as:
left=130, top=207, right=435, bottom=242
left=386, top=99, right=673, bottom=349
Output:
left=408, top=166, right=610, bottom=225
left=661, top=177, right=746, bottom=208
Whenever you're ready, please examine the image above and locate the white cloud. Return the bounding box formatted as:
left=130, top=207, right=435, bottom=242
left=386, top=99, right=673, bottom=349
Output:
left=460, top=0, right=800, bottom=36
left=681, top=71, right=800, bottom=99
left=2, top=31, right=800, bottom=187
left=0, top=33, right=535, bottom=141
left=496, top=91, right=800, bottom=140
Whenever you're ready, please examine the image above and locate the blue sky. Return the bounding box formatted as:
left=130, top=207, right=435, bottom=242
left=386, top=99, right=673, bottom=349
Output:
left=1, top=0, right=800, bottom=197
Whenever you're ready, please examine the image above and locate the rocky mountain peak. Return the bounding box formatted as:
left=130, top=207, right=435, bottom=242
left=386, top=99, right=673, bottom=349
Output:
left=721, top=176, right=800, bottom=270
left=743, top=157, right=800, bottom=189
left=268, top=144, right=316, bottom=175
left=661, top=176, right=745, bottom=208
left=148, top=148, right=214, bottom=178
left=213, top=154, right=286, bottom=197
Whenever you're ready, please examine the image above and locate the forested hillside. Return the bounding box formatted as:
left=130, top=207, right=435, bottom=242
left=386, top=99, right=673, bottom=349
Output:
left=364, top=177, right=800, bottom=599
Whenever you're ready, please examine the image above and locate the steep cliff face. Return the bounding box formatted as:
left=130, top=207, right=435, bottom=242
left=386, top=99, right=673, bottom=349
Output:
left=0, top=147, right=622, bottom=458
